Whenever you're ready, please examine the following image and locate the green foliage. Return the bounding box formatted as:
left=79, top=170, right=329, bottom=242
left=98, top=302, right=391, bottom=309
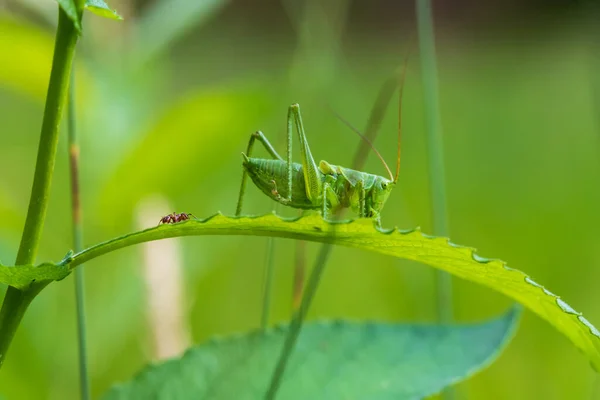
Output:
left=102, top=306, right=521, bottom=399
left=85, top=0, right=123, bottom=20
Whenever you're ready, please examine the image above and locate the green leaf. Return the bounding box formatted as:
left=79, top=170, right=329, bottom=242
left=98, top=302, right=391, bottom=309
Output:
left=0, top=262, right=70, bottom=290
left=5, top=214, right=600, bottom=370
left=57, top=0, right=83, bottom=31
left=103, top=306, right=521, bottom=399
left=85, top=0, right=123, bottom=20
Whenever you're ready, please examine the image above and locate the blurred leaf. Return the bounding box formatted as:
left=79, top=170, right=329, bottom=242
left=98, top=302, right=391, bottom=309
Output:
left=0, top=17, right=92, bottom=103
left=133, top=0, right=229, bottom=64
left=43, top=213, right=598, bottom=371
left=0, top=16, right=54, bottom=100
left=102, top=306, right=520, bottom=399
left=95, top=86, right=273, bottom=228
left=85, top=0, right=123, bottom=20
left=10, top=0, right=56, bottom=26
left=57, top=0, right=83, bottom=31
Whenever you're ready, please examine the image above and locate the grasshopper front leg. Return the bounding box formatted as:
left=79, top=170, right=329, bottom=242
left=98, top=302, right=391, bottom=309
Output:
left=322, top=175, right=340, bottom=221
left=236, top=131, right=285, bottom=216
left=356, top=179, right=366, bottom=218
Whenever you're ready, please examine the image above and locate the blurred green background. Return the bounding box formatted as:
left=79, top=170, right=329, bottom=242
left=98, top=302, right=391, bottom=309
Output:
left=1, top=0, right=600, bottom=398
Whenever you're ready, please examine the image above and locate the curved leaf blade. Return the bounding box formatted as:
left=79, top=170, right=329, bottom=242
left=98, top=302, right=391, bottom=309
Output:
left=85, top=0, right=123, bottom=20
left=103, top=306, right=521, bottom=399
left=3, top=214, right=599, bottom=370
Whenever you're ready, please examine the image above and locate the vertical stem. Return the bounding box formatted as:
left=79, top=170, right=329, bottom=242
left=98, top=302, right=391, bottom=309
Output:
left=0, top=6, right=81, bottom=368
left=416, top=0, right=454, bottom=397
left=266, top=243, right=333, bottom=399
left=260, top=203, right=278, bottom=330
left=260, top=237, right=276, bottom=329
left=417, top=0, right=452, bottom=323
left=0, top=284, right=47, bottom=367
left=68, top=71, right=90, bottom=400
left=291, top=239, right=306, bottom=312
left=16, top=8, right=80, bottom=266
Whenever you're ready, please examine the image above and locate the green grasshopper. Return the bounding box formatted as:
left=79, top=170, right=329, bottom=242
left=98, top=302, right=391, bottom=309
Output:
left=235, top=76, right=404, bottom=224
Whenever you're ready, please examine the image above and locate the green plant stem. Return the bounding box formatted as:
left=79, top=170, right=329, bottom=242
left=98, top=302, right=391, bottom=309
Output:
left=0, top=6, right=81, bottom=368
left=73, top=271, right=89, bottom=399
left=292, top=239, right=306, bottom=312
left=260, top=189, right=281, bottom=330
left=0, top=284, right=47, bottom=366
left=416, top=0, right=452, bottom=325
left=261, top=234, right=276, bottom=330
left=266, top=243, right=333, bottom=399
left=68, top=71, right=90, bottom=400
left=416, top=0, right=454, bottom=397
left=16, top=9, right=79, bottom=266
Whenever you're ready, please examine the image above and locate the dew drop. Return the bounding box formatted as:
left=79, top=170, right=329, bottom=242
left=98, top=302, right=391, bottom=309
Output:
left=556, top=298, right=581, bottom=315
left=525, top=277, right=543, bottom=289
left=578, top=316, right=600, bottom=338
left=543, top=288, right=556, bottom=297
left=473, top=254, right=491, bottom=263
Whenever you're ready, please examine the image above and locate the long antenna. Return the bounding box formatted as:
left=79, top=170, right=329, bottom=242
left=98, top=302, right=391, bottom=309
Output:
left=351, top=74, right=399, bottom=172
left=329, top=107, right=394, bottom=182
left=329, top=42, right=412, bottom=182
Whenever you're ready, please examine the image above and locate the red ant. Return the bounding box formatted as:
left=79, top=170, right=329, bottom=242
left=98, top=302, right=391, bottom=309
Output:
left=158, top=212, right=196, bottom=225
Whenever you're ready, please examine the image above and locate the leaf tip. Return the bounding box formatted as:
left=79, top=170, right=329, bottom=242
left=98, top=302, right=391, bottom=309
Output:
left=85, top=0, right=124, bottom=20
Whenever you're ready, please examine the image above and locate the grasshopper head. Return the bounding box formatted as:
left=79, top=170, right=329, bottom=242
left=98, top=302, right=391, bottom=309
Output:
left=368, top=176, right=395, bottom=218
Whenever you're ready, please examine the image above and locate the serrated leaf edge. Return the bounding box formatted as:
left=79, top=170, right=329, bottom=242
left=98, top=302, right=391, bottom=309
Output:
left=4, top=212, right=599, bottom=369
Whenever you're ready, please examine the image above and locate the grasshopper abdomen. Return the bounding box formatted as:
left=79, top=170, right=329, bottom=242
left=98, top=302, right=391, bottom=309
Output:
left=243, top=157, right=319, bottom=210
